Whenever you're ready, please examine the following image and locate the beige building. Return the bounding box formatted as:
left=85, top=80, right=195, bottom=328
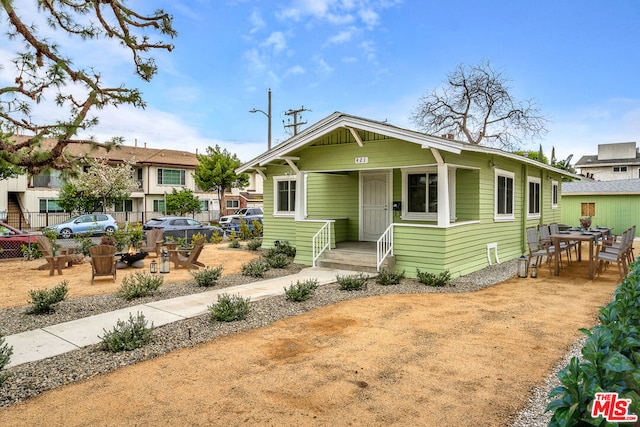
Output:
left=0, top=139, right=262, bottom=230
left=575, top=142, right=640, bottom=181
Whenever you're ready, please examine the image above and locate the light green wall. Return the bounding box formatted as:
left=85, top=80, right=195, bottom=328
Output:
left=561, top=194, right=640, bottom=233
left=259, top=134, right=566, bottom=276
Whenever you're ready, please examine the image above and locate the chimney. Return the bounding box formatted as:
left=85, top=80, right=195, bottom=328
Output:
left=144, top=142, right=147, bottom=148
left=134, top=138, right=137, bottom=147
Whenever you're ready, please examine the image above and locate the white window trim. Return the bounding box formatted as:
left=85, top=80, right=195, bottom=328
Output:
left=494, top=169, right=515, bottom=222
left=157, top=168, right=186, bottom=186
left=551, top=180, right=559, bottom=209
left=273, top=175, right=297, bottom=218
left=527, top=176, right=541, bottom=219
left=401, top=167, right=438, bottom=221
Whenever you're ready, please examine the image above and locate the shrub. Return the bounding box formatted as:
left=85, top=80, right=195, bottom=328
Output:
left=239, top=221, right=252, bottom=240
left=73, top=232, right=94, bottom=256
left=43, top=228, right=60, bottom=254
left=241, top=258, right=270, bottom=277
left=190, top=232, right=206, bottom=245
left=246, top=238, right=262, bottom=251
left=190, top=266, right=224, bottom=287
left=547, top=259, right=640, bottom=424
left=376, top=269, right=405, bottom=286
left=27, top=281, right=69, bottom=314
left=100, top=234, right=116, bottom=246
left=337, top=273, right=368, bottom=291
left=284, top=279, right=319, bottom=302
left=20, top=243, right=42, bottom=260
left=100, top=312, right=153, bottom=352
left=119, top=272, right=163, bottom=300
left=266, top=252, right=290, bottom=269
left=416, top=269, right=452, bottom=287
left=0, top=333, right=13, bottom=387
left=209, top=293, right=250, bottom=322
left=251, top=219, right=263, bottom=238
left=210, top=232, right=223, bottom=244
left=228, top=239, right=241, bottom=249
left=273, top=240, right=296, bottom=257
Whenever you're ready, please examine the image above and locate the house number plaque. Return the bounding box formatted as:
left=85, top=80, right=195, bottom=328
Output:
left=355, top=157, right=369, bottom=164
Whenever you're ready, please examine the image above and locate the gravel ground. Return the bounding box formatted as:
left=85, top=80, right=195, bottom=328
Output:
left=0, top=259, right=572, bottom=423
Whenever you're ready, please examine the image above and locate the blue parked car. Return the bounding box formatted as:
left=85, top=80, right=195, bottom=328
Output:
left=45, top=214, right=118, bottom=239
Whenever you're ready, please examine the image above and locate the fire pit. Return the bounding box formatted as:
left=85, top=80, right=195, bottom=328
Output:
left=118, top=251, right=148, bottom=268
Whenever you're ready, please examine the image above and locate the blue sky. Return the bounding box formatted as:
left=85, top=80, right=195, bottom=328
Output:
left=4, top=0, right=640, bottom=165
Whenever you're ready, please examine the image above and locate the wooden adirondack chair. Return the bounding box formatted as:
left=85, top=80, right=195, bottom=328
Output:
left=36, top=235, right=83, bottom=269
left=169, top=237, right=206, bottom=270
left=138, top=228, right=163, bottom=257
left=89, top=245, right=117, bottom=284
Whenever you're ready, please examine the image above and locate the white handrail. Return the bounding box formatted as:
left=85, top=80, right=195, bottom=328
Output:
left=312, top=221, right=332, bottom=267
left=377, top=224, right=394, bottom=272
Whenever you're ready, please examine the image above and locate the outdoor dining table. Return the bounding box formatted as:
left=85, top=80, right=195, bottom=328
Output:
left=550, top=228, right=610, bottom=280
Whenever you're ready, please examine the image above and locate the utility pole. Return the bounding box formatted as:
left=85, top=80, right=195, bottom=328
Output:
left=249, top=88, right=272, bottom=150
left=283, top=106, right=310, bottom=136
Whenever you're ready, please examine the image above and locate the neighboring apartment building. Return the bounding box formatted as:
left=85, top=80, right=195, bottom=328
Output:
left=575, top=142, right=640, bottom=180
left=0, top=137, right=263, bottom=229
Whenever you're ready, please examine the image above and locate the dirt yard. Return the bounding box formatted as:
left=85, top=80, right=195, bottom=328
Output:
left=0, top=244, right=624, bottom=426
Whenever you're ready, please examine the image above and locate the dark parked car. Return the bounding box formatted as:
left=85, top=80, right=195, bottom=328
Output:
left=226, top=217, right=263, bottom=235
left=44, top=214, right=118, bottom=239
left=0, top=222, right=39, bottom=259
left=143, top=216, right=222, bottom=240
left=219, top=207, right=263, bottom=230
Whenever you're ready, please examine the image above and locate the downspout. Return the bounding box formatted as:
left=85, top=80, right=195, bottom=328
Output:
left=521, top=163, right=528, bottom=255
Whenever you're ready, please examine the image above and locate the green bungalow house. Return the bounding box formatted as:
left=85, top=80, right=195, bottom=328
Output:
left=237, top=112, right=572, bottom=278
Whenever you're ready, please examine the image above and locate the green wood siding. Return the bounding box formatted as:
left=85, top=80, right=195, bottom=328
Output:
left=258, top=130, right=567, bottom=276
left=561, top=195, right=640, bottom=233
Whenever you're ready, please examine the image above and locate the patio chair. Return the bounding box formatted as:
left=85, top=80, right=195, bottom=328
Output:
left=138, top=228, right=163, bottom=257
left=169, top=237, right=206, bottom=270
left=526, top=226, right=554, bottom=274
left=36, top=235, right=83, bottom=267
left=596, top=229, right=633, bottom=279
left=89, top=245, right=117, bottom=284
left=549, top=222, right=576, bottom=264
left=539, top=224, right=565, bottom=268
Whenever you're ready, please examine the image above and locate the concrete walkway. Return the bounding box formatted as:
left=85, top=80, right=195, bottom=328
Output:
left=5, top=267, right=368, bottom=368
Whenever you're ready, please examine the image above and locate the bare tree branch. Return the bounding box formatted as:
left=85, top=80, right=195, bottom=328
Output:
left=410, top=60, right=549, bottom=150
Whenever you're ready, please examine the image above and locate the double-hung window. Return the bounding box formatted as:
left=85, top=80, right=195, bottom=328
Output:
left=274, top=176, right=296, bottom=216
left=551, top=180, right=559, bottom=209
left=157, top=168, right=185, bottom=186
left=527, top=177, right=541, bottom=218
left=402, top=168, right=437, bottom=220
left=494, top=169, right=514, bottom=221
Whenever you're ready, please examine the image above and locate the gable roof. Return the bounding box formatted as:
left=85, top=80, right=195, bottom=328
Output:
left=238, top=112, right=577, bottom=178
left=562, top=179, right=640, bottom=195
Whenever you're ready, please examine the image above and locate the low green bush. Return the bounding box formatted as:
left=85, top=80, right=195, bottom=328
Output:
left=190, top=266, right=223, bottom=287
left=285, top=279, right=319, bottom=302
left=20, top=244, right=42, bottom=260
left=416, top=269, right=452, bottom=287
left=376, top=269, right=405, bottom=286
left=266, top=252, right=290, bottom=269
left=547, top=259, right=640, bottom=424
left=0, top=333, right=13, bottom=387
left=27, top=281, right=69, bottom=314
left=241, top=258, right=270, bottom=277
left=246, top=238, right=262, bottom=251
left=269, top=240, right=296, bottom=258
left=337, top=273, right=368, bottom=291
left=209, top=293, right=250, bottom=322
left=119, top=272, right=163, bottom=300
left=100, top=312, right=153, bottom=352
left=73, top=232, right=94, bottom=256
left=210, top=232, right=223, bottom=244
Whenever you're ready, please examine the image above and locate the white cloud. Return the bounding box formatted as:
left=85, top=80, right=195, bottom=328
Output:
left=249, top=9, right=266, bottom=34
left=313, top=55, right=334, bottom=76
left=358, top=8, right=380, bottom=28
left=360, top=40, right=377, bottom=62
left=262, top=32, right=288, bottom=54
left=285, top=65, right=306, bottom=76
left=244, top=48, right=266, bottom=73
left=328, top=28, right=355, bottom=44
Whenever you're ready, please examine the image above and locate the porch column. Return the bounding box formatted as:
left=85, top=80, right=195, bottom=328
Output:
left=294, top=171, right=305, bottom=221
left=437, top=164, right=450, bottom=227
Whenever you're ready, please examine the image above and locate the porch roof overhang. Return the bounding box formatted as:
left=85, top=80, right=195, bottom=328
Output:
left=237, top=112, right=462, bottom=173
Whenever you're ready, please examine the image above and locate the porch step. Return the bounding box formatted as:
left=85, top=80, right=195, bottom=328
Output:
left=316, top=248, right=392, bottom=274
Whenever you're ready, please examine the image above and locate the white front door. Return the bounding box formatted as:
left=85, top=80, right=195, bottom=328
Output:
left=361, top=172, right=391, bottom=241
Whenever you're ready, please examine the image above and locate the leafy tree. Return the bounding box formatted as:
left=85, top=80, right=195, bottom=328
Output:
left=166, top=188, right=202, bottom=216
left=57, top=181, right=102, bottom=214
left=410, top=60, right=548, bottom=150
left=194, top=145, right=249, bottom=211
left=0, top=162, right=23, bottom=181
left=58, top=159, right=138, bottom=212
left=0, top=2, right=176, bottom=174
